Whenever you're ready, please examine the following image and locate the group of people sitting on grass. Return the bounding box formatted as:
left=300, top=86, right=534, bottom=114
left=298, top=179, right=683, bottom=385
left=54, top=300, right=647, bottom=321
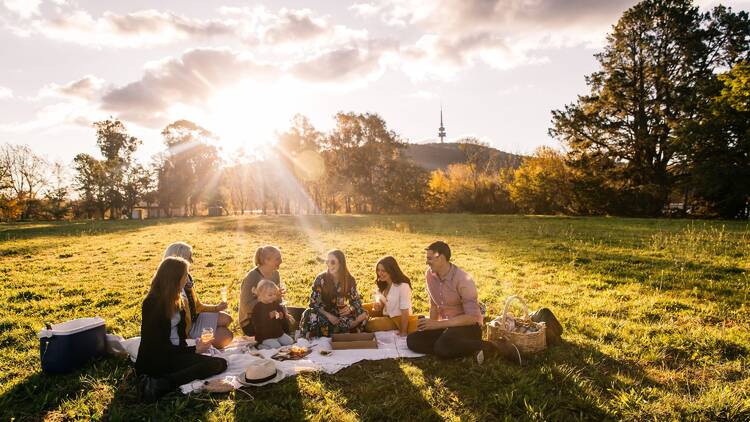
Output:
left=135, top=240, right=562, bottom=402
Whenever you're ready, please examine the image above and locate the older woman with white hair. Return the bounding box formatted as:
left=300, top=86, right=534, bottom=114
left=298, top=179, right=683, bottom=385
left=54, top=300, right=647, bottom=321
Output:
left=163, top=242, right=233, bottom=348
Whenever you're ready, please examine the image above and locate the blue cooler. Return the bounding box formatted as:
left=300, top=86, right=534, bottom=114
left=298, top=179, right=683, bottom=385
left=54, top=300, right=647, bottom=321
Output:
left=38, top=317, right=107, bottom=374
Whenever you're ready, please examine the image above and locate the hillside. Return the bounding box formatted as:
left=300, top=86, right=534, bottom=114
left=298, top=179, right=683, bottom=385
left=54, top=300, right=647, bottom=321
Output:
left=404, top=142, right=525, bottom=172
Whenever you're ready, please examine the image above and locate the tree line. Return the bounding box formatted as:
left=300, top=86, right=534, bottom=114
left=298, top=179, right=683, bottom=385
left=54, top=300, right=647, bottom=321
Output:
left=1, top=0, right=748, bottom=221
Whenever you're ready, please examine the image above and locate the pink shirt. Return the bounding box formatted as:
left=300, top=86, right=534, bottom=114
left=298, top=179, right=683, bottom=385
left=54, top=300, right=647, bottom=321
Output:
left=425, top=264, right=482, bottom=325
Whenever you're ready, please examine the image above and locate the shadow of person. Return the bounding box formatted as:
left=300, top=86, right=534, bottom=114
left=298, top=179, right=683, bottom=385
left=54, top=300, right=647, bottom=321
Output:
left=310, top=358, right=445, bottom=421
left=231, top=375, right=306, bottom=421
left=0, top=354, right=228, bottom=420
left=406, top=338, right=663, bottom=420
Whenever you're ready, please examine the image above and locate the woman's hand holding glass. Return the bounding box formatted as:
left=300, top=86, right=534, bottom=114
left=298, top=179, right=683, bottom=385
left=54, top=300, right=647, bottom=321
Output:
left=196, top=328, right=213, bottom=353
left=372, top=290, right=384, bottom=312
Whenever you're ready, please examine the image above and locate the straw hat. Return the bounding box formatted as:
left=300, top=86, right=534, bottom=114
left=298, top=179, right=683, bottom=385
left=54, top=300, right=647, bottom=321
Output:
left=238, top=359, right=284, bottom=387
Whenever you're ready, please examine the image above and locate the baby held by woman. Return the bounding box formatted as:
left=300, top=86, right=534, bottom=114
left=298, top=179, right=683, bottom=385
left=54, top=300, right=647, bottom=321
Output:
left=252, top=280, right=294, bottom=349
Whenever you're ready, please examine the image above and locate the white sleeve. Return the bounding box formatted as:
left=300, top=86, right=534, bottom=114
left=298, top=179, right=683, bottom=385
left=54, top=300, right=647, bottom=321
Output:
left=399, top=283, right=412, bottom=310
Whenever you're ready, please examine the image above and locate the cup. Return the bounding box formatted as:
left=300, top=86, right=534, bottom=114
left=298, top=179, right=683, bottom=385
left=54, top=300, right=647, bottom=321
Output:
left=279, top=281, right=287, bottom=305
left=201, top=327, right=214, bottom=343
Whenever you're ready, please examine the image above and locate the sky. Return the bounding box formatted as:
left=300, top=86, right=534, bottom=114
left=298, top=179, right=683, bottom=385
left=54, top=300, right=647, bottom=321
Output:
left=1, top=0, right=748, bottom=165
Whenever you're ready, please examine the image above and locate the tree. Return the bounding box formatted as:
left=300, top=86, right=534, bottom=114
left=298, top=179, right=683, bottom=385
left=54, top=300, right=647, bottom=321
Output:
left=509, top=147, right=575, bottom=214
left=122, top=164, right=153, bottom=218
left=159, top=120, right=221, bottom=216
left=93, top=119, right=141, bottom=219
left=44, top=161, right=71, bottom=220
left=225, top=156, right=257, bottom=215
left=73, top=153, right=107, bottom=219
left=0, top=143, right=48, bottom=219
left=550, top=0, right=750, bottom=216
left=680, top=60, right=750, bottom=218
left=427, top=164, right=514, bottom=213
left=326, top=112, right=415, bottom=213
left=276, top=114, right=324, bottom=214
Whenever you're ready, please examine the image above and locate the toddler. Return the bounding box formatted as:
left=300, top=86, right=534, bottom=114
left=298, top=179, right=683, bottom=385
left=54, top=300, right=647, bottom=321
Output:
left=251, top=280, right=294, bottom=349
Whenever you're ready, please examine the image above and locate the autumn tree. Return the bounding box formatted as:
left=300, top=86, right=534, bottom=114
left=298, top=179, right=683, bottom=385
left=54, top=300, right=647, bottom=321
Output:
left=509, top=147, right=576, bottom=214
left=680, top=60, right=750, bottom=217
left=93, top=119, right=141, bottom=218
left=73, top=153, right=107, bottom=218
left=0, top=143, right=49, bottom=219
left=550, top=0, right=750, bottom=216
left=159, top=120, right=221, bottom=216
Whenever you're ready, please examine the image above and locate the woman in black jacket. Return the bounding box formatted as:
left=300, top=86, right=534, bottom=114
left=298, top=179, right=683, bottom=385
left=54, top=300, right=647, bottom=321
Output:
left=135, top=257, right=227, bottom=402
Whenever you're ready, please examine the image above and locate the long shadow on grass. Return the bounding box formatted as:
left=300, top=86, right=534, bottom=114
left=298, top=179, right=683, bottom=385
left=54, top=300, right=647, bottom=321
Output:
left=564, top=248, right=746, bottom=305
left=232, top=376, right=306, bottom=421
left=392, top=339, right=663, bottom=421
left=0, top=218, right=194, bottom=242
left=0, top=356, right=225, bottom=421
left=310, top=358, right=446, bottom=421
left=0, top=369, right=84, bottom=420
left=0, top=357, right=135, bottom=421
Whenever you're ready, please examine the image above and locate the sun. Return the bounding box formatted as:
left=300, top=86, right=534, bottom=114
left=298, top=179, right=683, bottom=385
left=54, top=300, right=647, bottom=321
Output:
left=201, top=80, right=303, bottom=157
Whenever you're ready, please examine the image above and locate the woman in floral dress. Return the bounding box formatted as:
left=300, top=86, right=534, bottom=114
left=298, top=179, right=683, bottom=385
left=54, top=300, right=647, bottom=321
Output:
left=300, top=249, right=368, bottom=338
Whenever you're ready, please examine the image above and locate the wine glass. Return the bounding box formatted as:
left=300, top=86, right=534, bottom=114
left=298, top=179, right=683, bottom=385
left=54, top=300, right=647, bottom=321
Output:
left=201, top=327, right=214, bottom=344
left=372, top=289, right=383, bottom=312
left=220, top=286, right=227, bottom=303
left=279, top=281, right=287, bottom=306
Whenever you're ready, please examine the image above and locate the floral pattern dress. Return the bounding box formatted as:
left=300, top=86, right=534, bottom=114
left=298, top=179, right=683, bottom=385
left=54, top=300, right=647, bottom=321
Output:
left=300, top=272, right=368, bottom=338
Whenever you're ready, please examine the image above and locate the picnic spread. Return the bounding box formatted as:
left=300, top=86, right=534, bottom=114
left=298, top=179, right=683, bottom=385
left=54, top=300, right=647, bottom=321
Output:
left=106, top=330, right=424, bottom=394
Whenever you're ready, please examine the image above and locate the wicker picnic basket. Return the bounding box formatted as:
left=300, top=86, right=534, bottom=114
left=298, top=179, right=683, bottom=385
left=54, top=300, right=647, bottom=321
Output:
left=486, top=295, right=546, bottom=354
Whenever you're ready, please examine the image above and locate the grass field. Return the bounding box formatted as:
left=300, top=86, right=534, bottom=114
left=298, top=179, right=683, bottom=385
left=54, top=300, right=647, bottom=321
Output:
left=0, top=215, right=749, bottom=421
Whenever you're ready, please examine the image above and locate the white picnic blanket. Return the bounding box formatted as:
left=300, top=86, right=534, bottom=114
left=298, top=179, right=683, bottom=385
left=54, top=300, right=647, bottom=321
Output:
left=107, top=331, right=424, bottom=394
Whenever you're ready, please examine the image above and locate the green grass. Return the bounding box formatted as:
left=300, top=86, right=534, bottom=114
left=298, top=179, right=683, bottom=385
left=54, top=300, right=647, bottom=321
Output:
left=1, top=215, right=749, bottom=421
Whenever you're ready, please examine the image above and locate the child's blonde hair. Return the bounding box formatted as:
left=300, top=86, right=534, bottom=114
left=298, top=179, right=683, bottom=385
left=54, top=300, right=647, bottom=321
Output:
left=252, top=279, right=279, bottom=296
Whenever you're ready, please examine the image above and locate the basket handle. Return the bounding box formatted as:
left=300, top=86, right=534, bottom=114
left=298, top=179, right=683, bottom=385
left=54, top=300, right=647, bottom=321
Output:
left=502, top=295, right=529, bottom=320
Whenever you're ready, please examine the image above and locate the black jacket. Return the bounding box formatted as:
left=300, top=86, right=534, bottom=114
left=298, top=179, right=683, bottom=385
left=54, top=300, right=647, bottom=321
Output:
left=135, top=294, right=195, bottom=376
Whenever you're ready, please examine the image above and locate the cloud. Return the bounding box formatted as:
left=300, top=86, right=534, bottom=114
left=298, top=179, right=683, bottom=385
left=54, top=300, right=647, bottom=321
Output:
left=220, top=6, right=367, bottom=48
left=0, top=100, right=100, bottom=133
left=354, top=0, right=636, bottom=78
left=0, top=86, right=12, bottom=99
left=2, top=0, right=42, bottom=19
left=349, top=3, right=381, bottom=18
left=39, top=75, right=105, bottom=100
left=100, top=48, right=276, bottom=125
left=6, top=5, right=370, bottom=51
left=28, top=9, right=236, bottom=48
left=291, top=40, right=397, bottom=82
left=365, top=0, right=634, bottom=32
left=261, top=8, right=330, bottom=43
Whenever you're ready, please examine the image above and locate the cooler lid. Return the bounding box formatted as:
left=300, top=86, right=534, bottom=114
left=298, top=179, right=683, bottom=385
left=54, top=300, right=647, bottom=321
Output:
left=38, top=316, right=105, bottom=338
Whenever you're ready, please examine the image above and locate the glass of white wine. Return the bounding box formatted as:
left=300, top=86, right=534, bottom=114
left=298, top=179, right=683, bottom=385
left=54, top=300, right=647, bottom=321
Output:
left=279, top=281, right=287, bottom=306
left=220, top=286, right=227, bottom=303
left=201, top=327, right=214, bottom=344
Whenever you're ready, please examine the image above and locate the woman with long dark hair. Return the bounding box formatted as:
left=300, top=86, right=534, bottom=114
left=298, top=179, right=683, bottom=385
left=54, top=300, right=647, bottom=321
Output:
left=364, top=256, right=419, bottom=336
left=135, top=257, right=227, bottom=402
left=299, top=249, right=368, bottom=338
left=163, top=242, right=233, bottom=348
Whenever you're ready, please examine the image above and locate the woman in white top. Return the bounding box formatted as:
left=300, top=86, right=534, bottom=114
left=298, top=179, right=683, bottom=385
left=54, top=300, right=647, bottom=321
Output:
left=364, top=256, right=420, bottom=336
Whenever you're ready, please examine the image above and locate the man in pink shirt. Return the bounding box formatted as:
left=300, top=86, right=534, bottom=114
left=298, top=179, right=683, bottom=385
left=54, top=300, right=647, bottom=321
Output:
left=407, top=241, right=521, bottom=364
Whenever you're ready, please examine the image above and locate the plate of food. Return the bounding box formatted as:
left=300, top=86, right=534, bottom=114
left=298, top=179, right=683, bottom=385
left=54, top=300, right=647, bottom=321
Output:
left=272, top=345, right=312, bottom=361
